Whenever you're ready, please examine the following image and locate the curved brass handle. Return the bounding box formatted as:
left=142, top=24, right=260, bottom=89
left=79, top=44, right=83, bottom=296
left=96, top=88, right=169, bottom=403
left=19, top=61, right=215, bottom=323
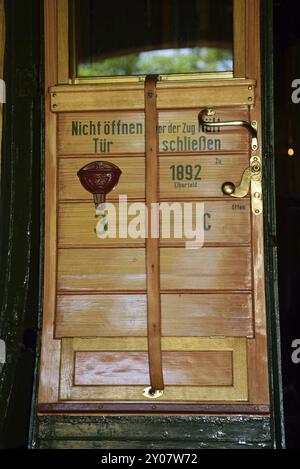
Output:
left=198, top=108, right=258, bottom=151
left=222, top=166, right=252, bottom=198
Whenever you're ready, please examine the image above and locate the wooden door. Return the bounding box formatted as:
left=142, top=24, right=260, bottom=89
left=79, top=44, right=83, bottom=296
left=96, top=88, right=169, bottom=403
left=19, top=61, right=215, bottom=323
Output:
left=38, top=0, right=269, bottom=414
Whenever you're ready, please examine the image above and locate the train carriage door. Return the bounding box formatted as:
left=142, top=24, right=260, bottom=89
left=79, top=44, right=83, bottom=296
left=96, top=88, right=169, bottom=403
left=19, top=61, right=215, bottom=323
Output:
left=38, top=0, right=269, bottom=413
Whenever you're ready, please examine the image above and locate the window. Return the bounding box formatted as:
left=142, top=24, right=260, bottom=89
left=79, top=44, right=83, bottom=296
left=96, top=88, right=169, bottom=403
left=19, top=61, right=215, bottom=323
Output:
left=70, top=0, right=233, bottom=77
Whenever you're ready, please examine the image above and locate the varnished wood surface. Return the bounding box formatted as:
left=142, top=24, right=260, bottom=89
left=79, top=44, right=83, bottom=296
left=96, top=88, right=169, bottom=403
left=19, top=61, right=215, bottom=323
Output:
left=55, top=293, right=253, bottom=338
left=57, top=247, right=252, bottom=292
left=233, top=0, right=246, bottom=77
left=59, top=337, right=248, bottom=401
left=58, top=157, right=145, bottom=201
left=40, top=0, right=270, bottom=410
left=74, top=351, right=233, bottom=386
left=144, top=75, right=164, bottom=391
left=38, top=402, right=270, bottom=414
left=50, top=80, right=255, bottom=112
left=160, top=247, right=251, bottom=290
left=57, top=0, right=68, bottom=83
left=245, top=0, right=269, bottom=405
left=38, top=0, right=61, bottom=405
left=58, top=155, right=249, bottom=201
left=58, top=200, right=251, bottom=246
left=57, top=108, right=250, bottom=155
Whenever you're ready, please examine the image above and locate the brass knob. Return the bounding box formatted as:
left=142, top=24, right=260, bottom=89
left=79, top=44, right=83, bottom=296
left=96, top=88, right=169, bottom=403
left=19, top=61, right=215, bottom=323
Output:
left=222, top=182, right=235, bottom=195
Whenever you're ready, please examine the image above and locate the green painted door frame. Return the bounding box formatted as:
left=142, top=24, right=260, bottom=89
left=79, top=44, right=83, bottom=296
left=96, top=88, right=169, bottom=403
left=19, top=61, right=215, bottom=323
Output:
left=0, top=0, right=285, bottom=449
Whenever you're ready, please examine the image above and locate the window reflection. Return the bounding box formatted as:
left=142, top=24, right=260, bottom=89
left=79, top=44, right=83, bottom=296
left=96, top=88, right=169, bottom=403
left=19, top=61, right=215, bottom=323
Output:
left=72, top=0, right=233, bottom=77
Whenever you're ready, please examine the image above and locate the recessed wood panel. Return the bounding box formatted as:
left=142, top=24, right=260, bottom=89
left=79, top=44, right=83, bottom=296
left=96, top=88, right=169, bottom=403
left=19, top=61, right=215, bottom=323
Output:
left=58, top=201, right=251, bottom=247
left=57, top=108, right=250, bottom=156
left=74, top=351, right=233, bottom=386
left=57, top=247, right=251, bottom=292
left=55, top=293, right=253, bottom=338
left=59, top=337, right=248, bottom=401
left=58, top=157, right=145, bottom=201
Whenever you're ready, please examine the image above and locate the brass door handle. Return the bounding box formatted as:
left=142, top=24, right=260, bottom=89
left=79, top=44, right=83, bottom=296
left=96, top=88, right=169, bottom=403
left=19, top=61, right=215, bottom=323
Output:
left=222, top=156, right=262, bottom=215
left=198, top=108, right=258, bottom=151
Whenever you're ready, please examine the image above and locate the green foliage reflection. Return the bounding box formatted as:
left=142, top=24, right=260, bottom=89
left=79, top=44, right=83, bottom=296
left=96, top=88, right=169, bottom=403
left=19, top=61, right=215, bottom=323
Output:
left=78, top=48, right=233, bottom=77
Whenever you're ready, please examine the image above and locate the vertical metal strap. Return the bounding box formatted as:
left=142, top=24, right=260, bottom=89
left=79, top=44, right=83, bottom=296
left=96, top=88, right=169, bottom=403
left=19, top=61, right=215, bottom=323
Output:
left=144, top=75, right=164, bottom=395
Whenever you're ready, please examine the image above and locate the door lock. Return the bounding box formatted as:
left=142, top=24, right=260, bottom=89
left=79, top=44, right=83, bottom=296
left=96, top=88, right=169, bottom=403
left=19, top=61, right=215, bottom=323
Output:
left=198, top=108, right=262, bottom=215
left=222, top=156, right=263, bottom=215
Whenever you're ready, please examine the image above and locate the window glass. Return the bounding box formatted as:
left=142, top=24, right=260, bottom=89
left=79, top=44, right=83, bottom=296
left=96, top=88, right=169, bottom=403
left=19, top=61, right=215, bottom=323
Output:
left=71, top=0, right=233, bottom=77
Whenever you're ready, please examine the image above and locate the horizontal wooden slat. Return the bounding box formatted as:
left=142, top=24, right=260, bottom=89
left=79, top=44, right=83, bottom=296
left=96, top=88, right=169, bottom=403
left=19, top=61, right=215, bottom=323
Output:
left=160, top=247, right=252, bottom=290
left=50, top=79, right=255, bottom=112
left=159, top=155, right=250, bottom=198
left=58, top=157, right=145, bottom=201
left=161, top=293, right=253, bottom=337
left=55, top=293, right=253, bottom=338
left=58, top=203, right=145, bottom=246
left=57, top=248, right=146, bottom=291
left=57, top=108, right=249, bottom=155
left=74, top=351, right=233, bottom=386
left=51, top=87, right=145, bottom=112
left=157, top=85, right=254, bottom=108
left=58, top=112, right=145, bottom=155
left=58, top=201, right=251, bottom=246
left=57, top=247, right=251, bottom=292
left=58, top=155, right=249, bottom=201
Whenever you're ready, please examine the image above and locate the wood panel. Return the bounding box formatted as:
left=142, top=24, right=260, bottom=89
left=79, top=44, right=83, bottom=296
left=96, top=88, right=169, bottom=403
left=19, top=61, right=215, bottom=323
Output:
left=246, top=0, right=269, bottom=405
left=233, top=0, right=246, bottom=77
left=57, top=0, right=69, bottom=83
left=59, top=337, right=248, bottom=401
left=38, top=0, right=61, bottom=405
left=50, top=79, right=255, bottom=112
left=58, top=201, right=251, bottom=247
left=159, top=155, right=249, bottom=199
left=57, top=108, right=249, bottom=155
left=58, top=203, right=145, bottom=246
left=57, top=248, right=146, bottom=291
left=58, top=155, right=249, bottom=201
left=160, top=247, right=252, bottom=290
left=57, top=247, right=251, bottom=292
left=55, top=293, right=253, bottom=338
left=58, top=157, right=145, bottom=201
left=74, top=351, right=233, bottom=386
left=58, top=112, right=145, bottom=155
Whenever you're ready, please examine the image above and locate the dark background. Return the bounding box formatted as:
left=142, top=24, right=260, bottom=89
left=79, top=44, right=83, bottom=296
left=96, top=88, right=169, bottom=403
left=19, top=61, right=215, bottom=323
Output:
left=274, top=0, right=300, bottom=449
